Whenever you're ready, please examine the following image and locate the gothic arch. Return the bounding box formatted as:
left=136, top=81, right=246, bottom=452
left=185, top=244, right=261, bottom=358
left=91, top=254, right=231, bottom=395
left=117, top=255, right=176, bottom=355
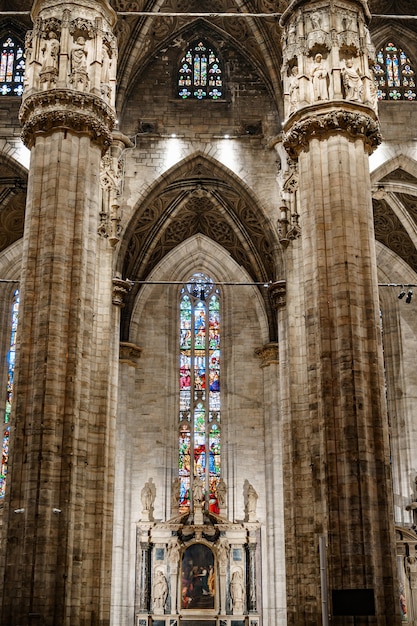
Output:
left=115, top=12, right=283, bottom=113
left=118, top=152, right=280, bottom=341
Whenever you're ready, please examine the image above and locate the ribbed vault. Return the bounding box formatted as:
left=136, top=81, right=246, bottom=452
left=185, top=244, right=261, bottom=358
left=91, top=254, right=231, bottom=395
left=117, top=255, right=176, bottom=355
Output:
left=119, top=154, right=279, bottom=340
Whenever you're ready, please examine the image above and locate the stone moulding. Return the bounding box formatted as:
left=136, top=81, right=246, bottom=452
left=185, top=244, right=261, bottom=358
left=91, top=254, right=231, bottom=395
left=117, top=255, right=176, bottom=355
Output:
left=283, top=107, right=382, bottom=158
left=19, top=89, right=115, bottom=152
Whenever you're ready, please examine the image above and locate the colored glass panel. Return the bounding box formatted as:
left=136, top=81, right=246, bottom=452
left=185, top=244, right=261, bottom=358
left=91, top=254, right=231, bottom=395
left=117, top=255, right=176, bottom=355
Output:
left=178, top=274, right=221, bottom=514
left=1, top=290, right=19, bottom=499
left=374, top=42, right=416, bottom=101
left=0, top=36, right=25, bottom=97
left=177, top=41, right=223, bottom=100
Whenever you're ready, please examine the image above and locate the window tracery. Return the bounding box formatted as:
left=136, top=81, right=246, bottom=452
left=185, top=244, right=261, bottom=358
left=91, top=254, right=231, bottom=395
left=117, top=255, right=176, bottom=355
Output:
left=178, top=273, right=221, bottom=513
left=177, top=41, right=223, bottom=100
left=0, top=35, right=25, bottom=96
left=374, top=42, right=416, bottom=101
left=1, top=289, right=19, bottom=498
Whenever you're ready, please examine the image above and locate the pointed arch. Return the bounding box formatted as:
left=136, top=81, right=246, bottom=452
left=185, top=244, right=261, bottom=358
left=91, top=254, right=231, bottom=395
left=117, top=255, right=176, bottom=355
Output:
left=118, top=153, right=280, bottom=342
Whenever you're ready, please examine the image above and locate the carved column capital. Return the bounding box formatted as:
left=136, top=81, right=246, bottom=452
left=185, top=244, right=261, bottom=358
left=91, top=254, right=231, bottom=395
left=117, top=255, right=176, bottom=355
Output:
left=119, top=342, right=142, bottom=366
left=283, top=106, right=381, bottom=159
left=112, top=277, right=133, bottom=307
left=254, top=343, right=279, bottom=368
left=20, top=90, right=115, bottom=152
left=268, top=280, right=286, bottom=310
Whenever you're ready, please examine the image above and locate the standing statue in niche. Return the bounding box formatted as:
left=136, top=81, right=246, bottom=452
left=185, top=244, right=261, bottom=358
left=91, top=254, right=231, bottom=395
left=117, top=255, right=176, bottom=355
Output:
left=41, top=31, right=60, bottom=71
left=230, top=569, right=245, bottom=613
left=152, top=570, right=168, bottom=613
left=69, top=36, right=89, bottom=91
left=288, top=66, right=300, bottom=114
left=193, top=479, right=203, bottom=506
left=311, top=53, right=329, bottom=101
left=342, top=59, right=362, bottom=101
left=71, top=36, right=88, bottom=72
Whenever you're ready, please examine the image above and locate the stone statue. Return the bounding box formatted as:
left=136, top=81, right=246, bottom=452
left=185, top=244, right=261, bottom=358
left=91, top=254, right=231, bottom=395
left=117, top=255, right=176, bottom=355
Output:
left=141, top=480, right=154, bottom=513
left=41, top=31, right=60, bottom=71
left=217, top=477, right=227, bottom=508
left=217, top=538, right=229, bottom=565
left=152, top=570, right=168, bottom=613
left=311, top=54, right=328, bottom=101
left=310, top=11, right=322, bottom=30
left=246, top=483, right=258, bottom=521
left=168, top=538, right=181, bottom=566
left=342, top=60, right=362, bottom=101
left=193, top=479, right=203, bottom=506
left=230, top=569, right=245, bottom=613
left=288, top=66, right=300, bottom=113
left=171, top=477, right=181, bottom=511
left=71, top=36, right=88, bottom=72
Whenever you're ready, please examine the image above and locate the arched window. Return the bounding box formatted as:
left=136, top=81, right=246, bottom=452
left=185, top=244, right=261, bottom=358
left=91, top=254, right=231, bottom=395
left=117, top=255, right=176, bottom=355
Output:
left=178, top=273, right=221, bottom=514
left=374, top=42, right=416, bottom=101
left=177, top=41, right=223, bottom=100
left=1, top=289, right=19, bottom=498
left=0, top=35, right=25, bottom=96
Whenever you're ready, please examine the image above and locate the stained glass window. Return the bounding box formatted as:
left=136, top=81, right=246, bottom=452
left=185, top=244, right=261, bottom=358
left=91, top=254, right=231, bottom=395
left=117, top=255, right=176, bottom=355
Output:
left=373, top=42, right=416, bottom=101
left=178, top=273, right=221, bottom=514
left=0, top=35, right=25, bottom=96
left=1, top=289, right=19, bottom=499
left=178, top=41, right=223, bottom=100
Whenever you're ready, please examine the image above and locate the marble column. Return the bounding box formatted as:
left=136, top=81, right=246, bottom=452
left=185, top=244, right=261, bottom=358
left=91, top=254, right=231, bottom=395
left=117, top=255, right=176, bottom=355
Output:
left=0, top=1, right=118, bottom=624
left=279, top=0, right=399, bottom=624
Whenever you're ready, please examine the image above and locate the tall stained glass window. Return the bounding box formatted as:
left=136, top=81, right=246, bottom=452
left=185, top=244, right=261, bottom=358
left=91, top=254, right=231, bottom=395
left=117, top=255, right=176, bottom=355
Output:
left=178, top=273, right=221, bottom=514
left=374, top=42, right=416, bottom=101
left=0, top=35, right=25, bottom=96
left=178, top=41, right=223, bottom=100
left=1, top=289, right=19, bottom=498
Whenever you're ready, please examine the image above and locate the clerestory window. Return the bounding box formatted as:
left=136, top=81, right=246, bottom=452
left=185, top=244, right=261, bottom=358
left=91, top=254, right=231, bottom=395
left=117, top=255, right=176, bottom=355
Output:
left=0, top=35, right=25, bottom=96
left=374, top=42, right=416, bottom=101
left=177, top=41, right=223, bottom=100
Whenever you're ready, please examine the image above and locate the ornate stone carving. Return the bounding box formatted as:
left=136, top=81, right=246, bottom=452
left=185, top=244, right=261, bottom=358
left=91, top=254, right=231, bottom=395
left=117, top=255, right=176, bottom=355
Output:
left=283, top=109, right=381, bottom=158
left=19, top=90, right=115, bottom=152
left=254, top=343, right=279, bottom=367
left=268, top=280, right=286, bottom=309
left=119, top=342, right=142, bottom=366
left=112, top=277, right=133, bottom=306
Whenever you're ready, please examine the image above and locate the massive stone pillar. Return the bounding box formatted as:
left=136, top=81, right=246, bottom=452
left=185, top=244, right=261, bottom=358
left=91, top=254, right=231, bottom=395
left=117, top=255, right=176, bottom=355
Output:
left=279, top=1, right=400, bottom=624
left=0, top=1, right=118, bottom=624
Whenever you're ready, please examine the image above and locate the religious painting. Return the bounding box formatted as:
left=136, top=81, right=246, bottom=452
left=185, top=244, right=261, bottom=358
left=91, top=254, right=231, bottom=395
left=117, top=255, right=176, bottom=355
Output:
left=398, top=556, right=408, bottom=621
left=181, top=544, right=215, bottom=609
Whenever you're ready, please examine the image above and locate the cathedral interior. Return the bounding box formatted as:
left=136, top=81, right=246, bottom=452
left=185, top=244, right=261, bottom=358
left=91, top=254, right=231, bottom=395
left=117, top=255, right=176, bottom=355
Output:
left=1, top=1, right=417, bottom=625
